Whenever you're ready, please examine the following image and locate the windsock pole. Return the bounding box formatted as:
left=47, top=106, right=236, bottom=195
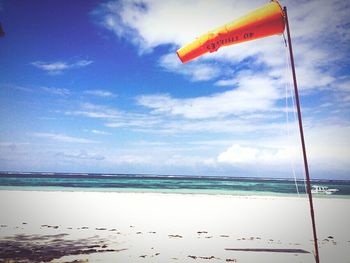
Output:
left=284, top=7, right=320, bottom=263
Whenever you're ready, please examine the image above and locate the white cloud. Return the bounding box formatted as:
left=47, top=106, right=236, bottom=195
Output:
left=215, top=79, right=238, bottom=87
left=0, top=142, right=31, bottom=149
left=31, top=60, right=93, bottom=74
left=1, top=84, right=34, bottom=93
left=91, top=129, right=112, bottom=135
left=41, top=86, right=71, bottom=96
left=66, top=102, right=164, bottom=130
left=159, top=53, right=220, bottom=81
left=84, top=89, right=116, bottom=97
left=83, top=129, right=112, bottom=135
left=343, top=95, right=350, bottom=103
left=74, top=60, right=94, bottom=67
left=287, top=0, right=350, bottom=45
left=106, top=153, right=153, bottom=165
left=217, top=123, right=350, bottom=173
left=31, top=61, right=69, bottom=73
left=137, top=72, right=281, bottom=119
left=55, top=150, right=105, bottom=161
left=32, top=132, right=97, bottom=144
left=64, top=99, right=287, bottom=135
left=94, top=0, right=263, bottom=51
left=104, top=116, right=161, bottom=129
left=218, top=144, right=294, bottom=165
left=336, top=80, right=350, bottom=92
left=66, top=103, right=120, bottom=119
left=305, top=124, right=350, bottom=171
left=295, top=65, right=335, bottom=91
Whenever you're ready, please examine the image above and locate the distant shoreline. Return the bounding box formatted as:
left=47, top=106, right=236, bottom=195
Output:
left=1, top=171, right=349, bottom=182
left=1, top=172, right=349, bottom=198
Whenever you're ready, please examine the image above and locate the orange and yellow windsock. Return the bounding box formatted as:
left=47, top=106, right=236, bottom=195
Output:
left=176, top=0, right=285, bottom=63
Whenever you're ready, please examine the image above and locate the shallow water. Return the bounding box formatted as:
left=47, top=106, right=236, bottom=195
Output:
left=1, top=172, right=349, bottom=198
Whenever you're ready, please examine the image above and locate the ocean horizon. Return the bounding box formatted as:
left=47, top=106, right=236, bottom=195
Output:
left=1, top=171, right=349, bottom=198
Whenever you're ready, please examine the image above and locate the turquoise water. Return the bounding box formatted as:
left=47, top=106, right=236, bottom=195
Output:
left=1, top=172, right=350, bottom=198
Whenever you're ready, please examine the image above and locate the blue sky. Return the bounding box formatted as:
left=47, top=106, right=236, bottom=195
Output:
left=0, top=0, right=349, bottom=179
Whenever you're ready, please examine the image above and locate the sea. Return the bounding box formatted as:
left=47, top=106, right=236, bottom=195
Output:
left=1, top=172, right=350, bottom=198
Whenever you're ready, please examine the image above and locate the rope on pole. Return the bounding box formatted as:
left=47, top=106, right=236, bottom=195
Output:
left=284, top=6, right=320, bottom=263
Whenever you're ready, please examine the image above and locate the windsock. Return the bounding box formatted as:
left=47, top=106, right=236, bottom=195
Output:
left=177, top=0, right=285, bottom=63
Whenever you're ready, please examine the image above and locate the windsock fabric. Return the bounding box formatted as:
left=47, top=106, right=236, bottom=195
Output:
left=177, top=0, right=285, bottom=63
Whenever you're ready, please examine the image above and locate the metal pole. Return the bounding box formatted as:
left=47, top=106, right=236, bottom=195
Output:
left=283, top=7, right=320, bottom=263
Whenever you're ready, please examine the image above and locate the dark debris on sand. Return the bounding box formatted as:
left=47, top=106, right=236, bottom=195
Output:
left=0, top=234, right=127, bottom=262
left=188, top=255, right=221, bottom=260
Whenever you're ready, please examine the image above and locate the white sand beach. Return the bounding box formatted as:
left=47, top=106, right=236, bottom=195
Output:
left=0, top=190, right=349, bottom=262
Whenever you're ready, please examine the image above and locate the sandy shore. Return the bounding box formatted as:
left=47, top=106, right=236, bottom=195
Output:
left=0, top=190, right=349, bottom=262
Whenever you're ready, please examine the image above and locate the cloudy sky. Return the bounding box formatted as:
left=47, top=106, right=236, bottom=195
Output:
left=0, top=0, right=349, bottom=179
